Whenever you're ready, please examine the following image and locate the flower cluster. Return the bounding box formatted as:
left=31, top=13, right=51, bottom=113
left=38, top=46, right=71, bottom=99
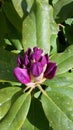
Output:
left=14, top=47, right=57, bottom=88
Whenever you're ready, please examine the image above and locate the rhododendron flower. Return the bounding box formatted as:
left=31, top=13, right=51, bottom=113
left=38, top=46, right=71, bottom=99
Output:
left=14, top=47, right=57, bottom=88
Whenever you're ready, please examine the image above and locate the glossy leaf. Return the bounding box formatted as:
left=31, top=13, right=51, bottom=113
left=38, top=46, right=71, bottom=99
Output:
left=22, top=11, right=37, bottom=51
left=26, top=0, right=34, bottom=12
left=45, top=71, right=73, bottom=87
left=22, top=0, right=58, bottom=54
left=0, top=87, right=21, bottom=120
left=21, top=119, right=39, bottom=130
left=41, top=85, right=73, bottom=130
left=51, top=45, right=73, bottom=75
left=11, top=0, right=28, bottom=18
left=0, top=92, right=31, bottom=130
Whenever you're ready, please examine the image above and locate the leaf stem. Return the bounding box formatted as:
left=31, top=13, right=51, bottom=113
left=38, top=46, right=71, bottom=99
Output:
left=28, top=87, right=34, bottom=94
left=24, top=86, right=30, bottom=92
left=38, top=85, right=48, bottom=98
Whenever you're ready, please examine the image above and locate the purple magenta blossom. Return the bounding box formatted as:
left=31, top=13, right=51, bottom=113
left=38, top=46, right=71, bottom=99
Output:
left=14, top=47, right=57, bottom=87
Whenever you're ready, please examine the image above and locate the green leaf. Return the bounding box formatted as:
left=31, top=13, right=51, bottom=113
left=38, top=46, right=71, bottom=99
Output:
left=26, top=0, right=34, bottom=12
left=0, top=87, right=21, bottom=120
left=4, top=17, right=23, bottom=51
left=21, top=119, right=39, bottom=130
left=22, top=11, right=37, bottom=51
left=50, top=34, right=57, bottom=54
left=0, top=92, right=31, bottom=130
left=65, top=24, right=73, bottom=45
left=54, top=0, right=73, bottom=23
left=52, top=0, right=58, bottom=5
left=25, top=97, right=49, bottom=130
left=51, top=45, right=73, bottom=75
left=22, top=1, right=58, bottom=54
left=11, top=0, right=28, bottom=18
left=0, top=11, right=7, bottom=40
left=44, top=71, right=73, bottom=87
left=65, top=18, right=73, bottom=25
left=41, top=85, right=73, bottom=130
left=0, top=48, right=17, bottom=82
left=3, top=1, right=22, bottom=32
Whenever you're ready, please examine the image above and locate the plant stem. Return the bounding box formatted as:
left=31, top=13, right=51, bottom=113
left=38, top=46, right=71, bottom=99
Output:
left=38, top=85, right=48, bottom=98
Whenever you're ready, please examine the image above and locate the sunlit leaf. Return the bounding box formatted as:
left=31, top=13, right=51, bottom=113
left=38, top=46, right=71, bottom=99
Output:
left=45, top=71, right=73, bottom=87
left=51, top=45, right=73, bottom=75
left=0, top=87, right=21, bottom=120
left=41, top=85, right=73, bottom=130
left=26, top=0, right=34, bottom=12
left=21, top=118, right=39, bottom=130
left=0, top=92, right=31, bottom=130
left=22, top=0, right=58, bottom=54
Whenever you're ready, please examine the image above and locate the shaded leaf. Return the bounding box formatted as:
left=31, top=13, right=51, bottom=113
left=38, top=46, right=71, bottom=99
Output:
left=65, top=24, right=73, bottom=45
left=0, top=11, right=7, bottom=40
left=3, top=0, right=22, bottom=32
left=26, top=97, right=49, bottom=130
left=0, top=48, right=17, bottom=82
left=54, top=0, right=73, bottom=23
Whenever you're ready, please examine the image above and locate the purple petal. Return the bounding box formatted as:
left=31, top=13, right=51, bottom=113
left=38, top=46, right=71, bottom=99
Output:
left=17, top=55, right=23, bottom=67
left=23, top=48, right=31, bottom=67
left=23, top=53, right=31, bottom=67
left=33, top=47, right=42, bottom=52
left=14, top=67, right=31, bottom=84
left=31, top=47, right=43, bottom=61
left=44, top=62, right=57, bottom=79
left=45, top=54, right=50, bottom=63
left=26, top=48, right=31, bottom=55
left=39, top=55, right=47, bottom=67
left=31, top=62, right=43, bottom=77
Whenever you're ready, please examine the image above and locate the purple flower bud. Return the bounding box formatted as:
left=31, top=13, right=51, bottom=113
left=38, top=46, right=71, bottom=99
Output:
left=23, top=53, right=30, bottom=67
left=23, top=48, right=31, bottom=67
left=39, top=55, right=48, bottom=67
left=31, top=47, right=43, bottom=61
left=17, top=55, right=23, bottom=67
left=14, top=47, right=57, bottom=87
left=14, top=67, right=31, bottom=84
left=44, top=62, right=57, bottom=79
left=31, top=62, right=43, bottom=77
